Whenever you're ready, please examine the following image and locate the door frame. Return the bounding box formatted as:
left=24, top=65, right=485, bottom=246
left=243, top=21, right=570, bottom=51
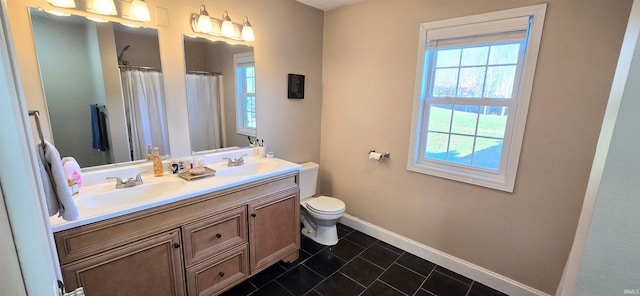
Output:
left=0, top=0, right=63, bottom=294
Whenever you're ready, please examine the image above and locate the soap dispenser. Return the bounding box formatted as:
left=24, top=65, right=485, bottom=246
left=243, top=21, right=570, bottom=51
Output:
left=153, top=147, right=163, bottom=176
left=146, top=144, right=153, bottom=161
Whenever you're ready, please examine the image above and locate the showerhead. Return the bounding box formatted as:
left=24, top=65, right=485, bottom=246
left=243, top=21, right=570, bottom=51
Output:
left=118, top=45, right=131, bottom=66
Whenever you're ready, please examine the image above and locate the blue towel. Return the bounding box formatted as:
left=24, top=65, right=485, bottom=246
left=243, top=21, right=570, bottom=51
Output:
left=91, top=104, right=109, bottom=151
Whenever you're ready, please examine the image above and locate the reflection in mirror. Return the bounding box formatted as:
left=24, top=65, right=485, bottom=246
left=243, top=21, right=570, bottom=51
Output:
left=29, top=8, right=170, bottom=168
left=183, top=36, right=255, bottom=154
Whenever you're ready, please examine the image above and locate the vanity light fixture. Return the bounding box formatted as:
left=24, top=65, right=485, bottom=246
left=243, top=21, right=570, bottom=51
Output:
left=128, top=0, right=151, bottom=22
left=197, top=5, right=213, bottom=33
left=87, top=0, right=117, bottom=16
left=220, top=11, right=234, bottom=38
left=190, top=5, right=253, bottom=42
left=241, top=17, right=254, bottom=42
left=46, top=0, right=76, bottom=8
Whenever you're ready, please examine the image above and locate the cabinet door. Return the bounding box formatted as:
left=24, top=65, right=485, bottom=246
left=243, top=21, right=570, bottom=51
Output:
left=248, top=191, right=300, bottom=273
left=62, top=230, right=185, bottom=296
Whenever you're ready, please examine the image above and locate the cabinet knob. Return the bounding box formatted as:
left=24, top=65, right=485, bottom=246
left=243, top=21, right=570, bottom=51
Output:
left=251, top=213, right=257, bottom=218
left=219, top=272, right=225, bottom=277
left=173, top=243, right=180, bottom=248
left=216, top=233, right=222, bottom=239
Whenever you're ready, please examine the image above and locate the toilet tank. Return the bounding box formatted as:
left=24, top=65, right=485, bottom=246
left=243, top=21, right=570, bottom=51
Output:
left=299, top=162, right=319, bottom=199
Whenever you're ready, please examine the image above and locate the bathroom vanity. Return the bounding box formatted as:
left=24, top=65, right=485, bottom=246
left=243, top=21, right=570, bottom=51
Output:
left=51, top=155, right=301, bottom=296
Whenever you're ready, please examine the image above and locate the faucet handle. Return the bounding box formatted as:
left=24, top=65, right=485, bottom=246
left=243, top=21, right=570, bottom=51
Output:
left=237, top=154, right=248, bottom=165
left=135, top=172, right=146, bottom=185
left=106, top=176, right=124, bottom=189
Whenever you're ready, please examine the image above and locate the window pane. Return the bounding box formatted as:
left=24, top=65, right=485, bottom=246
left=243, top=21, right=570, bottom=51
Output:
left=461, top=46, right=489, bottom=66
left=425, top=132, right=449, bottom=161
left=457, top=67, right=486, bottom=97
left=484, top=65, right=516, bottom=99
left=244, top=96, right=256, bottom=128
left=451, top=105, right=478, bottom=135
left=432, top=68, right=458, bottom=97
left=472, top=138, right=503, bottom=170
left=427, top=104, right=452, bottom=133
left=246, top=77, right=255, bottom=93
left=435, top=49, right=461, bottom=67
left=448, top=135, right=474, bottom=165
left=477, top=107, right=508, bottom=138
left=488, top=43, right=520, bottom=65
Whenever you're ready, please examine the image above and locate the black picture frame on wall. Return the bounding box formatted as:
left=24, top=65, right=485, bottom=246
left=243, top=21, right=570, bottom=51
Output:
left=288, top=74, right=305, bottom=99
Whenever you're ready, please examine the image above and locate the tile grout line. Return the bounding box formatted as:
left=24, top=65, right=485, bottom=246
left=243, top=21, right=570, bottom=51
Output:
left=357, top=245, right=411, bottom=296
left=303, top=234, right=375, bottom=295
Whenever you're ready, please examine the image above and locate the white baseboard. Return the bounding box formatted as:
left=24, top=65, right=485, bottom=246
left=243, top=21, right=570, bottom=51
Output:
left=339, top=214, right=550, bottom=296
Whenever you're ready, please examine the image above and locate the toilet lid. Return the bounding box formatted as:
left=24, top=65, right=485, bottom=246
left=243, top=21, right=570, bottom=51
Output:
left=305, top=196, right=345, bottom=214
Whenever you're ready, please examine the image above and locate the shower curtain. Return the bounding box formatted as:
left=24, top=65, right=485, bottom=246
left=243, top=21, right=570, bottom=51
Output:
left=186, top=73, right=222, bottom=152
left=120, top=69, right=170, bottom=160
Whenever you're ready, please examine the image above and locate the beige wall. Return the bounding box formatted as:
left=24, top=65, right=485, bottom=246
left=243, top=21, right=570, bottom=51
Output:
left=8, top=0, right=324, bottom=164
left=321, top=0, right=632, bottom=293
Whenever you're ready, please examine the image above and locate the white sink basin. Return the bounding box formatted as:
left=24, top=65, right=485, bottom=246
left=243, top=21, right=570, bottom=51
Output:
left=77, top=179, right=185, bottom=210
left=210, top=159, right=279, bottom=177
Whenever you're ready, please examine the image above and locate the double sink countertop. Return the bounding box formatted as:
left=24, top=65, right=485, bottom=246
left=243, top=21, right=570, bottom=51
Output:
left=50, top=154, right=301, bottom=232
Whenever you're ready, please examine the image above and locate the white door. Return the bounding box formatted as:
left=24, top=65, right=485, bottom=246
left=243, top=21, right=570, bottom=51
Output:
left=0, top=1, right=63, bottom=295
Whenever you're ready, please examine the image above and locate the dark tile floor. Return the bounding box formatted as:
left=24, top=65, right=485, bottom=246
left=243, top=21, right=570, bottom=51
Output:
left=221, top=223, right=507, bottom=296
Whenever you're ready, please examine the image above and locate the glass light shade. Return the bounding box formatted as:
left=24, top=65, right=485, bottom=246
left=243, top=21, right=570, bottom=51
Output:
left=89, top=0, right=117, bottom=16
left=198, top=14, right=213, bottom=33
left=241, top=17, right=254, bottom=41
left=221, top=11, right=234, bottom=37
left=130, top=0, right=151, bottom=22
left=47, top=0, right=76, bottom=8
left=242, top=25, right=254, bottom=42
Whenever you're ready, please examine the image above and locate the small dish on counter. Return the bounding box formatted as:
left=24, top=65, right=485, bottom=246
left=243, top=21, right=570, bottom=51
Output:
left=179, top=167, right=216, bottom=181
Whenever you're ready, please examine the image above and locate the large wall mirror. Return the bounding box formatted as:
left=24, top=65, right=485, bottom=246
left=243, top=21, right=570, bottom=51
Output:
left=183, top=36, right=255, bottom=153
left=29, top=8, right=170, bottom=168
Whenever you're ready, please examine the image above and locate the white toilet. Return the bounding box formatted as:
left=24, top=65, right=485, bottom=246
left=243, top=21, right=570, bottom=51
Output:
left=299, top=162, right=346, bottom=246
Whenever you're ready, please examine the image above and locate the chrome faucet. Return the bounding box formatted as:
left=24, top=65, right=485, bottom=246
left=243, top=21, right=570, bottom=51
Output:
left=223, top=154, right=248, bottom=167
left=106, top=173, right=144, bottom=189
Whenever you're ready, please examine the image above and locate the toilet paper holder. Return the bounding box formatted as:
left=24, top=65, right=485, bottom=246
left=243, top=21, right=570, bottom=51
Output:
left=369, top=149, right=390, bottom=160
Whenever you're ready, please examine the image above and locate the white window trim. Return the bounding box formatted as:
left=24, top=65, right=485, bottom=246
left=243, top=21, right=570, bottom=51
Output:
left=233, top=51, right=256, bottom=137
left=407, top=4, right=547, bottom=192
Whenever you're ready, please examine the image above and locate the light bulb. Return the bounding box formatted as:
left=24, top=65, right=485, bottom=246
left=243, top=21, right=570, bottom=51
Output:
left=221, top=11, right=234, bottom=38
left=130, top=0, right=151, bottom=22
left=241, top=17, right=254, bottom=42
left=197, top=5, right=213, bottom=33
left=89, top=0, right=117, bottom=16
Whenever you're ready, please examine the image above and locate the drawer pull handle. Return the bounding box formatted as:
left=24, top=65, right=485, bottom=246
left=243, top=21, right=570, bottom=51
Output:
left=219, top=272, right=225, bottom=277
left=251, top=213, right=257, bottom=218
left=173, top=243, right=180, bottom=248
left=216, top=233, right=222, bottom=238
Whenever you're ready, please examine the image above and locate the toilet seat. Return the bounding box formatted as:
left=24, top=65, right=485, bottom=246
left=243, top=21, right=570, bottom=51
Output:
left=305, top=196, right=345, bottom=214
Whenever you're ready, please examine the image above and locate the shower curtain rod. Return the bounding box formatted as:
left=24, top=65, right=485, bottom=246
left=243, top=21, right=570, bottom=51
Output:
left=186, top=70, right=222, bottom=76
left=119, top=65, right=162, bottom=72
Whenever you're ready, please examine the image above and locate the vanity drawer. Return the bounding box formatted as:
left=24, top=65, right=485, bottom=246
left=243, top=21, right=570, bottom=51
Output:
left=182, top=207, right=248, bottom=267
left=186, top=244, right=249, bottom=296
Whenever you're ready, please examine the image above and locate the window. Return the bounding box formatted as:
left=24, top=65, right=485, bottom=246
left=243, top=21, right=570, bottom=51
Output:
left=407, top=4, right=546, bottom=192
left=234, top=52, right=256, bottom=136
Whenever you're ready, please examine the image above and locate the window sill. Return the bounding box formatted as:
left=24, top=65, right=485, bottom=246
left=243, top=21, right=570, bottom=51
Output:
left=407, top=162, right=514, bottom=193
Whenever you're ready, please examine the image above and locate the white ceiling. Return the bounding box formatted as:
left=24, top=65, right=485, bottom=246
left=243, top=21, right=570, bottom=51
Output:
left=296, top=0, right=363, bottom=11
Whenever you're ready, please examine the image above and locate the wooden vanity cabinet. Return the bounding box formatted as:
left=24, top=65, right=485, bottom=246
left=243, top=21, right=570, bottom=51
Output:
left=54, top=172, right=300, bottom=296
left=61, top=229, right=185, bottom=296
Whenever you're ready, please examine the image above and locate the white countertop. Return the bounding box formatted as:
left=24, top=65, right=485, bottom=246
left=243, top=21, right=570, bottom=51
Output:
left=50, top=157, right=302, bottom=232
